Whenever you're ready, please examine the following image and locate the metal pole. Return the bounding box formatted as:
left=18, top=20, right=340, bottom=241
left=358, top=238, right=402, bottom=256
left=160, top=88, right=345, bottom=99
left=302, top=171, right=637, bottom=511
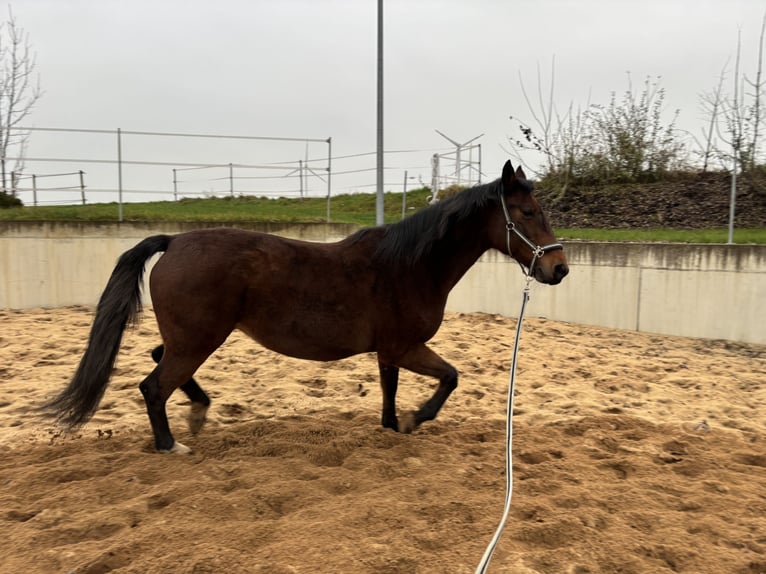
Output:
left=173, top=168, right=178, bottom=201
left=229, top=163, right=234, bottom=197
left=456, top=146, right=462, bottom=186
left=299, top=159, right=304, bottom=200
left=117, top=128, right=123, bottom=222
left=79, top=170, right=86, bottom=205
left=468, top=144, right=473, bottom=185
left=478, top=143, right=482, bottom=184
left=375, top=0, right=384, bottom=225
left=402, top=170, right=408, bottom=219
left=728, top=162, right=737, bottom=244
left=729, top=34, right=741, bottom=245
left=431, top=153, right=439, bottom=202
left=326, top=137, right=332, bottom=223
left=304, top=141, right=310, bottom=198
left=32, top=174, right=37, bottom=206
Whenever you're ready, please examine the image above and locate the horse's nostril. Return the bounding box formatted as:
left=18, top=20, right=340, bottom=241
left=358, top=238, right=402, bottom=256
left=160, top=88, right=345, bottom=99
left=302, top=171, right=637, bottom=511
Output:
left=554, top=263, right=569, bottom=280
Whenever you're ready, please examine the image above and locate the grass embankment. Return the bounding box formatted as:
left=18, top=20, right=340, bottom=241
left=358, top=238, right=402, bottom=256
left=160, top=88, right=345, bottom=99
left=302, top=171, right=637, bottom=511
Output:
left=0, top=188, right=763, bottom=243
left=555, top=227, right=765, bottom=243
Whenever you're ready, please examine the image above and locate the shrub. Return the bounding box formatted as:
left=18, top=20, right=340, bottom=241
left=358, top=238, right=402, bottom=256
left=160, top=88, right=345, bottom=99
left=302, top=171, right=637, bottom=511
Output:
left=0, top=191, right=22, bottom=208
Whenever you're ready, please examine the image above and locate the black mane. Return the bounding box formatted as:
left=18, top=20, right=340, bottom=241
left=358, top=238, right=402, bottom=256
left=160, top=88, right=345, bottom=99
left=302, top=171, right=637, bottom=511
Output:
left=372, top=179, right=502, bottom=267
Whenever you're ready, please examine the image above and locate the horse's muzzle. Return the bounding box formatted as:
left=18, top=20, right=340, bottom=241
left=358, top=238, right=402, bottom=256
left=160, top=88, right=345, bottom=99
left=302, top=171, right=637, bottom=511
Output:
left=536, top=261, right=569, bottom=285
left=549, top=262, right=569, bottom=285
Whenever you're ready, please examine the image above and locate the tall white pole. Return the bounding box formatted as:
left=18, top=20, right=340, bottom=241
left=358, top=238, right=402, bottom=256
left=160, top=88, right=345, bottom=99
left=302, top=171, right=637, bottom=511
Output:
left=376, top=0, right=384, bottom=225
left=326, top=137, right=332, bottom=223
left=431, top=153, right=439, bottom=201
left=117, top=128, right=123, bottom=222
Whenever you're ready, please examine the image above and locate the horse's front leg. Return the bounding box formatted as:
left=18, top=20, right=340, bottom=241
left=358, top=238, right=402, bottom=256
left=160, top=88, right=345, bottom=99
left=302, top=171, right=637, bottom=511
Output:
left=378, top=359, right=400, bottom=431
left=387, top=343, right=458, bottom=434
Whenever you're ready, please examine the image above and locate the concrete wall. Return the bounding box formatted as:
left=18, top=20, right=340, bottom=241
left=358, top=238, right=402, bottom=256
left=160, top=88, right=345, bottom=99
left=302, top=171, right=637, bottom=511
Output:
left=446, top=242, right=766, bottom=345
left=1, top=222, right=764, bottom=344
left=0, top=221, right=357, bottom=310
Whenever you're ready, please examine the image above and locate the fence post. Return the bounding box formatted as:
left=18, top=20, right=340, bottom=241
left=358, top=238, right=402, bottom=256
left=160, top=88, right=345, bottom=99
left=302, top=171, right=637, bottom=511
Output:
left=402, top=170, right=408, bottom=219
left=229, top=163, right=234, bottom=197
left=431, top=153, right=440, bottom=202
left=10, top=171, right=16, bottom=198
left=117, top=128, right=123, bottom=222
left=173, top=168, right=178, bottom=201
left=326, top=137, right=332, bottom=223
left=79, top=170, right=86, bottom=205
left=32, top=174, right=37, bottom=206
left=478, top=143, right=482, bottom=184
left=299, top=159, right=304, bottom=200
left=728, top=162, right=737, bottom=244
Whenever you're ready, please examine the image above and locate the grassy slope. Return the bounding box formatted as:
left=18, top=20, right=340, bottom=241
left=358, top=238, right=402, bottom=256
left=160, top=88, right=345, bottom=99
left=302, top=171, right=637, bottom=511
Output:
left=0, top=188, right=763, bottom=243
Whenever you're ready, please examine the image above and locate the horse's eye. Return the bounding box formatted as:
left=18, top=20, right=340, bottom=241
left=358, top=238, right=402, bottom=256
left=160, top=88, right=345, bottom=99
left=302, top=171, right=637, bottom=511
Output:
left=521, top=208, right=535, bottom=218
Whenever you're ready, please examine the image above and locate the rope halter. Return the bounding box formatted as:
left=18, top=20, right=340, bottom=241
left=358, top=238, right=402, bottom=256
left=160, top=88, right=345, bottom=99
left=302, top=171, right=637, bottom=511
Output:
left=498, top=184, right=563, bottom=279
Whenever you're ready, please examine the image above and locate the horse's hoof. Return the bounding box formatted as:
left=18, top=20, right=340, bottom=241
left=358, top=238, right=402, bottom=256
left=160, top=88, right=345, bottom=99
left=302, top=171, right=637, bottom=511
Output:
left=382, top=416, right=399, bottom=432
left=398, top=412, right=417, bottom=434
left=187, top=403, right=209, bottom=435
left=159, top=441, right=192, bottom=455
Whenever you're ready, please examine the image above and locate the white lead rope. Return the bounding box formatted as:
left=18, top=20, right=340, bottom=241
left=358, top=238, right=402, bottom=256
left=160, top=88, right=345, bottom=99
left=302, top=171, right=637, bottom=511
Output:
left=475, top=276, right=533, bottom=574
left=475, top=188, right=563, bottom=572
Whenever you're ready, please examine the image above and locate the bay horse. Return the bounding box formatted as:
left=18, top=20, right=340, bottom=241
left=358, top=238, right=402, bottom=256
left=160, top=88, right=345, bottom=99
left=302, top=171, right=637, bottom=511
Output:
left=44, top=160, right=568, bottom=454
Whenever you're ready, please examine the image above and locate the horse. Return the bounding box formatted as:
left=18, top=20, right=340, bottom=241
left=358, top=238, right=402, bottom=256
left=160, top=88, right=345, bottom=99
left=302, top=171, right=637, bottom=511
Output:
left=43, top=160, right=569, bottom=454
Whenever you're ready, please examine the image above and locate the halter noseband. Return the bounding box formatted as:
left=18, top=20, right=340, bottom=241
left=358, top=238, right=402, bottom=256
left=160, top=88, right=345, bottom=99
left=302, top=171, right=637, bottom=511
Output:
left=498, top=184, right=563, bottom=278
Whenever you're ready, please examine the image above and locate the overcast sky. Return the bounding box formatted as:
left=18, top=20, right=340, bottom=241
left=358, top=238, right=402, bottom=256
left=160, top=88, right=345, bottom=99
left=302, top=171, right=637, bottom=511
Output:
left=11, top=0, right=766, bottom=204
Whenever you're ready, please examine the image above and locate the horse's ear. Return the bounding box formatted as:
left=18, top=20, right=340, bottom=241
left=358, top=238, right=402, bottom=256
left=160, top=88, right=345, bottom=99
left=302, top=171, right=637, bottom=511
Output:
left=515, top=165, right=527, bottom=180
left=501, top=160, right=516, bottom=190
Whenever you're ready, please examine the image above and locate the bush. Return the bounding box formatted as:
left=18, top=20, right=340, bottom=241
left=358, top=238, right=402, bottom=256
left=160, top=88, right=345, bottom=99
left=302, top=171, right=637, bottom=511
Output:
left=513, top=76, right=686, bottom=194
left=0, top=192, right=22, bottom=208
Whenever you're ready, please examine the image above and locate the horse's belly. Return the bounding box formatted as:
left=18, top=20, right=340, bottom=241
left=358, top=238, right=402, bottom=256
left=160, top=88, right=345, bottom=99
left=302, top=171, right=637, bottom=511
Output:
left=236, top=311, right=373, bottom=362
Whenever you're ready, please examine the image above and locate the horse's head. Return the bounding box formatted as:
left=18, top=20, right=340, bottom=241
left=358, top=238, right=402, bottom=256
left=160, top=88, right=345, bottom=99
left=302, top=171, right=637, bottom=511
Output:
left=491, top=160, right=569, bottom=285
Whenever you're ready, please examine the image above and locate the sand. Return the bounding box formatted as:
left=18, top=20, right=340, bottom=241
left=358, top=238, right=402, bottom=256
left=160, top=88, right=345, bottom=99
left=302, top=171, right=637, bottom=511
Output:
left=0, top=305, right=764, bottom=574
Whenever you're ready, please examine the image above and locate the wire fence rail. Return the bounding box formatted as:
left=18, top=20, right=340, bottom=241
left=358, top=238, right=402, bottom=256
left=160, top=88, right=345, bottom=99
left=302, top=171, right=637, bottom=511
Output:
left=5, top=126, right=481, bottom=221
left=13, top=170, right=87, bottom=206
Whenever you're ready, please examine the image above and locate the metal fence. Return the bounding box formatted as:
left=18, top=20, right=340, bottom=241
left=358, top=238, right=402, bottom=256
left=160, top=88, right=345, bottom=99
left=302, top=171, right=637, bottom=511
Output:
left=8, top=127, right=333, bottom=220
left=6, top=125, right=477, bottom=221
left=13, top=170, right=86, bottom=206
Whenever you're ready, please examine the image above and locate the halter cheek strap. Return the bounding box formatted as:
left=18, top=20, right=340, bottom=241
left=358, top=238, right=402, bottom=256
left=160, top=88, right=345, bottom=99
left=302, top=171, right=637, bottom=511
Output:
left=498, top=185, right=563, bottom=278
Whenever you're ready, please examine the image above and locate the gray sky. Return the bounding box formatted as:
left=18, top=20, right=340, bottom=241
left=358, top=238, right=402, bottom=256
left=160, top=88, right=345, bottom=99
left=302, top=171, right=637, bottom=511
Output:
left=11, top=0, right=766, bottom=204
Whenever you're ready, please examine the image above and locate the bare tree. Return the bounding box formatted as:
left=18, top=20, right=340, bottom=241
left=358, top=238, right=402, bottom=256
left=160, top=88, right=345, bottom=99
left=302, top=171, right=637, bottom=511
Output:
left=0, top=7, right=42, bottom=196
left=712, top=12, right=766, bottom=175
left=697, top=63, right=728, bottom=171
left=506, top=57, right=590, bottom=200
left=746, top=10, right=766, bottom=171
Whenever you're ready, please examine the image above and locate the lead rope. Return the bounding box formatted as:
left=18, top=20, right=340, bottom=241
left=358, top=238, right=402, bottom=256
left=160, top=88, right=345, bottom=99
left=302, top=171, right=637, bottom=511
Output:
left=475, top=188, right=561, bottom=573
left=474, top=272, right=532, bottom=574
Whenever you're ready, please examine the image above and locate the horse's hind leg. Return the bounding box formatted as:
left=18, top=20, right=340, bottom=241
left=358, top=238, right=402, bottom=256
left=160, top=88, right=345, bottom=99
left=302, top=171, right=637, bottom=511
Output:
left=152, top=345, right=210, bottom=434
left=139, top=366, right=187, bottom=453
left=181, top=380, right=211, bottom=435
left=140, top=348, right=213, bottom=454
left=378, top=360, right=400, bottom=431
left=387, top=343, right=458, bottom=434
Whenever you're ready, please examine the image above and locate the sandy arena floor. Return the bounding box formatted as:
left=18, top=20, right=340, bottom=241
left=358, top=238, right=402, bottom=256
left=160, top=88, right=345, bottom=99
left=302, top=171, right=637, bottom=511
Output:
left=0, top=306, right=764, bottom=573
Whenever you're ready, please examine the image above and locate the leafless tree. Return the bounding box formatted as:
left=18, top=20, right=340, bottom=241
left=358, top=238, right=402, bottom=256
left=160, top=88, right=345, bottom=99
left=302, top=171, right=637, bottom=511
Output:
left=697, top=63, right=728, bottom=171
left=747, top=10, right=766, bottom=171
left=711, top=11, right=766, bottom=175
left=0, top=7, right=42, bottom=196
left=506, top=57, right=589, bottom=200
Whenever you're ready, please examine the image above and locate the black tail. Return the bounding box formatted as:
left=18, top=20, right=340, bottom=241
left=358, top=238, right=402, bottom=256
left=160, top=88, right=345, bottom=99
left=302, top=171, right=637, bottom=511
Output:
left=43, top=234, right=173, bottom=428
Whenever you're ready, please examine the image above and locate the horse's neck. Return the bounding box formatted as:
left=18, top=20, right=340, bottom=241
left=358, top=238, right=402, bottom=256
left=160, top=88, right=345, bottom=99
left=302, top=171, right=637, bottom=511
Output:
left=424, top=215, right=490, bottom=298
